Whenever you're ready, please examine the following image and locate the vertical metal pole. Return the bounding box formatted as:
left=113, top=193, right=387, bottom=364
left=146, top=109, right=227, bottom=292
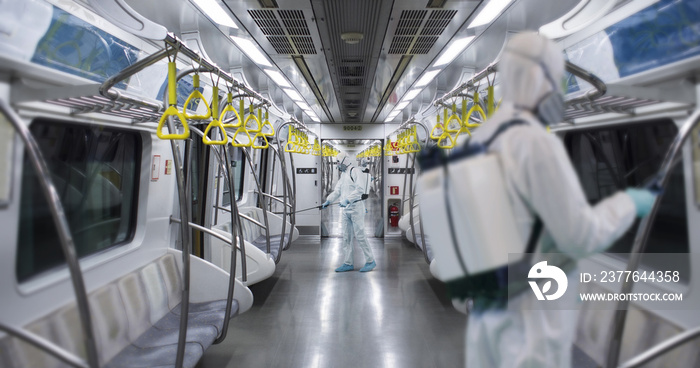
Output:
left=167, top=119, right=191, bottom=368
left=286, top=151, right=297, bottom=250
left=213, top=143, right=240, bottom=343
left=269, top=145, right=288, bottom=262
left=0, top=99, right=100, bottom=368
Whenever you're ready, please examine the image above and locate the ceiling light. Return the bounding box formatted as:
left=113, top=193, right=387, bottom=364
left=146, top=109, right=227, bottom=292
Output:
left=384, top=112, right=399, bottom=123
left=192, top=0, right=238, bottom=29
left=341, top=32, right=364, bottom=45
left=284, top=88, right=303, bottom=101
left=310, top=115, right=321, bottom=122
left=264, top=69, right=291, bottom=88
left=395, top=101, right=410, bottom=111
left=230, top=36, right=271, bottom=67
left=297, top=102, right=311, bottom=111
left=415, top=69, right=441, bottom=88
left=402, top=88, right=422, bottom=102
left=433, top=36, right=475, bottom=67
left=468, top=0, right=514, bottom=29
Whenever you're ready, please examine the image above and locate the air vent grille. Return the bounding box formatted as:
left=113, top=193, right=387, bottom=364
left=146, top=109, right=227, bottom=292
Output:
left=291, top=36, right=316, bottom=54
left=395, top=10, right=427, bottom=36
left=388, top=36, right=412, bottom=54
left=278, top=10, right=311, bottom=36
left=421, top=10, right=456, bottom=35
left=248, top=9, right=316, bottom=54
left=248, top=10, right=284, bottom=36
left=268, top=36, right=295, bottom=54
left=338, top=66, right=365, bottom=77
left=411, top=36, right=438, bottom=54
left=388, top=9, right=457, bottom=55
left=341, top=78, right=363, bottom=87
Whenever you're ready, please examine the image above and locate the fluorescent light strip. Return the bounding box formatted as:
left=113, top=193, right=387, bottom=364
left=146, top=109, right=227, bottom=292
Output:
left=468, top=0, right=514, bottom=28
left=402, top=88, right=421, bottom=102
left=265, top=69, right=291, bottom=88
left=192, top=0, right=238, bottom=29
left=395, top=101, right=410, bottom=111
left=297, top=102, right=311, bottom=111
left=230, top=36, right=271, bottom=67
left=433, top=36, right=475, bottom=67
left=415, top=69, right=441, bottom=88
left=284, top=88, right=303, bottom=102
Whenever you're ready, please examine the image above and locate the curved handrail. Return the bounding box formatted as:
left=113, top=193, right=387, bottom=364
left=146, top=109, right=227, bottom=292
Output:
left=274, top=122, right=299, bottom=251
left=256, top=191, right=293, bottom=207
left=618, top=325, right=700, bottom=368
left=606, top=108, right=700, bottom=367
left=0, top=323, right=88, bottom=368
left=269, top=144, right=292, bottom=256
left=189, top=125, right=246, bottom=284
left=0, top=99, right=100, bottom=368
left=240, top=148, right=272, bottom=257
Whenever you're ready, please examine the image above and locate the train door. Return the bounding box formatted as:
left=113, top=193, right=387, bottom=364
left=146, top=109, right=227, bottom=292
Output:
left=291, top=147, right=322, bottom=236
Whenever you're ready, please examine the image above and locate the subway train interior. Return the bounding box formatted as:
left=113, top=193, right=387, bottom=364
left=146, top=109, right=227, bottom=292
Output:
left=0, top=0, right=699, bottom=367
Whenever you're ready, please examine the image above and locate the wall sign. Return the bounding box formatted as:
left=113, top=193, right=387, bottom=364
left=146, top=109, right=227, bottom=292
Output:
left=390, top=186, right=399, bottom=195
left=151, top=155, right=161, bottom=181
left=297, top=168, right=318, bottom=174
left=343, top=125, right=363, bottom=131
left=388, top=168, right=415, bottom=174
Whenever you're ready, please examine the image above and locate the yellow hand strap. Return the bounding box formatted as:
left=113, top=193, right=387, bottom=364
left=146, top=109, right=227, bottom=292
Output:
left=487, top=86, right=496, bottom=118
left=231, top=125, right=253, bottom=147
left=202, top=86, right=228, bottom=145
left=437, top=132, right=456, bottom=149
left=157, top=61, right=190, bottom=140
left=220, top=93, right=241, bottom=128
left=182, top=74, right=212, bottom=119
left=245, top=112, right=262, bottom=133
left=252, top=132, right=269, bottom=149
left=260, top=110, right=275, bottom=136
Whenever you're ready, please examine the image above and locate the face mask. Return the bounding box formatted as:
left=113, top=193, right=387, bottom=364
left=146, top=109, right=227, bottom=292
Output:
left=337, top=157, right=348, bottom=172
left=534, top=90, right=564, bottom=126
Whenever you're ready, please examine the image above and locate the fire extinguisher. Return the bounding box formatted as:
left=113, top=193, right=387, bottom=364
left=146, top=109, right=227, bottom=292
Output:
left=389, top=204, right=400, bottom=227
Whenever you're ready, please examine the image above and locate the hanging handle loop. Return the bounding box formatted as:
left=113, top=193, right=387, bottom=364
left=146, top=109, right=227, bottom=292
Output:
left=157, top=60, right=190, bottom=140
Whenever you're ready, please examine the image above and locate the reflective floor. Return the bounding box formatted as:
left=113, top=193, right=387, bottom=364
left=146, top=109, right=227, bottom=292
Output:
left=200, top=236, right=466, bottom=368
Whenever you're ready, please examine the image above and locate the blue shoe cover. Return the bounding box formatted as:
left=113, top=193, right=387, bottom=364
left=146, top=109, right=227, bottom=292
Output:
left=335, top=264, right=354, bottom=272
left=359, top=261, right=376, bottom=272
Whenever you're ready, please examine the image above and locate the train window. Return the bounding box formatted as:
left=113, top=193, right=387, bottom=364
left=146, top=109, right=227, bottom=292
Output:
left=564, top=119, right=689, bottom=281
left=222, top=147, right=245, bottom=206
left=16, top=119, right=140, bottom=282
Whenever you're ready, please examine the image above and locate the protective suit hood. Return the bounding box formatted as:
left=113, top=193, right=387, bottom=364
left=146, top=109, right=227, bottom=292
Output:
left=337, top=153, right=352, bottom=172
left=500, top=32, right=565, bottom=124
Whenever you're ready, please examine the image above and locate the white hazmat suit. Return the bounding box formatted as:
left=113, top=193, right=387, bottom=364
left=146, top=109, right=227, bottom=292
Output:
left=325, top=156, right=375, bottom=271
left=463, top=32, right=638, bottom=367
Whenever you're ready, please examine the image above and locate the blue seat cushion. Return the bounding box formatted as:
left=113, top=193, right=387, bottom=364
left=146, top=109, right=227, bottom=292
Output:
left=105, top=299, right=238, bottom=368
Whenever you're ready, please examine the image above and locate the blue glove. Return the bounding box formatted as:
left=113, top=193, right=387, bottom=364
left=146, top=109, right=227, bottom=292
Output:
left=339, top=199, right=350, bottom=208
left=626, top=188, right=657, bottom=218
left=321, top=201, right=331, bottom=209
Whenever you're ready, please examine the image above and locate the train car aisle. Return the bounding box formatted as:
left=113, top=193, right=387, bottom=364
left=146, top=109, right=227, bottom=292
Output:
left=200, top=236, right=466, bottom=367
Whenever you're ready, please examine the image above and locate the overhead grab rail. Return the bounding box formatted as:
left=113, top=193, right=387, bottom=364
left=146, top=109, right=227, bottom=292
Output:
left=0, top=99, right=100, bottom=368
left=433, top=60, right=606, bottom=109
left=607, top=107, right=700, bottom=368
left=100, top=33, right=270, bottom=109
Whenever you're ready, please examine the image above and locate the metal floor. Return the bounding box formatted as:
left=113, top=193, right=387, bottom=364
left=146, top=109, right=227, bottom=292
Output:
left=199, top=236, right=466, bottom=368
